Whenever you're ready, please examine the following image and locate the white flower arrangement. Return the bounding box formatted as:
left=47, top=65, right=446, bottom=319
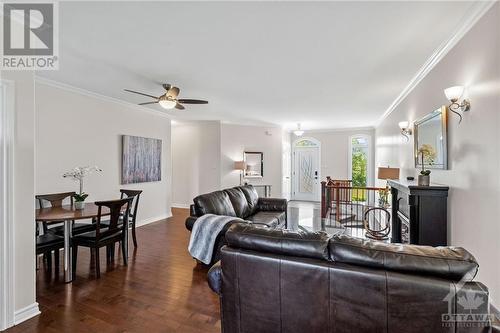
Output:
left=63, top=166, right=102, bottom=202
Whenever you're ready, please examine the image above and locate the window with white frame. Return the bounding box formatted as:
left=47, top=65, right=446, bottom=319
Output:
left=349, top=135, right=370, bottom=188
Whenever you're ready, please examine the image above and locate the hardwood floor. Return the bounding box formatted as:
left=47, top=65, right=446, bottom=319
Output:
left=7, top=208, right=220, bottom=333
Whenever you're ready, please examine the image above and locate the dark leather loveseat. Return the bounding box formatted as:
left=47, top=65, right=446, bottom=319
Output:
left=185, top=185, right=287, bottom=265
left=208, top=224, right=492, bottom=333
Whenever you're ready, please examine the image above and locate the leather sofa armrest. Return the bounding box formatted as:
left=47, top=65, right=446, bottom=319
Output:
left=207, top=261, right=222, bottom=296
left=257, top=197, right=287, bottom=212
left=189, top=204, right=197, bottom=217
left=185, top=216, right=198, bottom=231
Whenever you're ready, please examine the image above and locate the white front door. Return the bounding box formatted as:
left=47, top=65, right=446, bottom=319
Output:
left=292, top=144, right=320, bottom=201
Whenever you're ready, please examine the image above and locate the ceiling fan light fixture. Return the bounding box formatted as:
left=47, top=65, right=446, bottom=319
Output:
left=124, top=84, right=208, bottom=110
left=158, top=96, right=177, bottom=109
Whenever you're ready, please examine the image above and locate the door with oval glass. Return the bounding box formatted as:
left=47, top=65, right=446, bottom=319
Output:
left=292, top=138, right=320, bottom=201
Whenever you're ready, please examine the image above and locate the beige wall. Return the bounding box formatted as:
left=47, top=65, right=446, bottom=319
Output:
left=35, top=81, right=172, bottom=226
left=220, top=124, right=284, bottom=198
left=171, top=121, right=221, bottom=206
left=375, top=4, right=500, bottom=306
left=292, top=128, right=375, bottom=185
left=171, top=122, right=285, bottom=204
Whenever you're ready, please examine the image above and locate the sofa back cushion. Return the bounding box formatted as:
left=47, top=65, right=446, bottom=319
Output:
left=238, top=185, right=259, bottom=216
left=224, top=187, right=249, bottom=218
left=329, top=234, right=479, bottom=281
left=226, top=223, right=330, bottom=261
left=193, top=190, right=236, bottom=217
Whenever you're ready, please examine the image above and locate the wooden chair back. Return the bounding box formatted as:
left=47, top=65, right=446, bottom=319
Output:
left=119, top=189, right=142, bottom=221
left=36, top=191, right=75, bottom=208
left=94, top=197, right=133, bottom=240
left=36, top=192, right=76, bottom=233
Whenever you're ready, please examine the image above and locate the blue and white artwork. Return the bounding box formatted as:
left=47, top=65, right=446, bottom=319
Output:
left=122, top=135, right=162, bottom=184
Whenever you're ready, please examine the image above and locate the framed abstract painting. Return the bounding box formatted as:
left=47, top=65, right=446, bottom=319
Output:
left=122, top=135, right=162, bottom=184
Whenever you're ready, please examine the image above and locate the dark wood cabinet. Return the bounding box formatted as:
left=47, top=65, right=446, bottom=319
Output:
left=388, top=179, right=449, bottom=246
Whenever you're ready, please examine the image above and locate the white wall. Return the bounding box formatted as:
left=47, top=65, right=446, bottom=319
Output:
left=375, top=4, right=500, bottom=306
left=292, top=128, right=375, bottom=185
left=35, top=81, right=172, bottom=225
left=0, top=71, right=38, bottom=325
left=220, top=124, right=284, bottom=198
left=171, top=121, right=221, bottom=207
left=281, top=130, right=291, bottom=199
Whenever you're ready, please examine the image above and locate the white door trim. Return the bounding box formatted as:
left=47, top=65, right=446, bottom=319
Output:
left=0, top=80, right=16, bottom=331
left=291, top=137, right=321, bottom=201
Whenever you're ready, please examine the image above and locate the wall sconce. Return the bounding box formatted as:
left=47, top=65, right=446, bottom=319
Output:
left=398, top=121, right=412, bottom=142
left=444, top=85, right=470, bottom=124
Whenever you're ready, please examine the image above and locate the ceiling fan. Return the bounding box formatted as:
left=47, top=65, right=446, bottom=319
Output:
left=124, top=84, right=208, bottom=110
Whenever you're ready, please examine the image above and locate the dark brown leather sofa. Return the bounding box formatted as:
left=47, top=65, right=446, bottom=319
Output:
left=185, top=185, right=287, bottom=265
left=208, top=224, right=491, bottom=333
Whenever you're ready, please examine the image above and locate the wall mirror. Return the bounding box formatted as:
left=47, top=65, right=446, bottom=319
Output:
left=414, top=106, right=448, bottom=169
left=244, top=152, right=263, bottom=178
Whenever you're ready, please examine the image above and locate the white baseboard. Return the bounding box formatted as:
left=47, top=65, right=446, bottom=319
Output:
left=171, top=203, right=190, bottom=209
left=14, top=303, right=40, bottom=325
left=136, top=213, right=172, bottom=228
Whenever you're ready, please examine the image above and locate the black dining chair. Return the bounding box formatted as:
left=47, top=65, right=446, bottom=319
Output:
left=36, top=191, right=93, bottom=274
left=72, top=197, right=133, bottom=279
left=36, top=231, right=64, bottom=274
left=100, top=189, right=142, bottom=248
left=36, top=192, right=96, bottom=236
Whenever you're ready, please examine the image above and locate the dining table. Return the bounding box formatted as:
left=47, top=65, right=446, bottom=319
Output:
left=35, top=202, right=128, bottom=283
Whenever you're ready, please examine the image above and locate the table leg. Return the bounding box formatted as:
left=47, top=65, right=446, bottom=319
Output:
left=63, top=220, right=73, bottom=283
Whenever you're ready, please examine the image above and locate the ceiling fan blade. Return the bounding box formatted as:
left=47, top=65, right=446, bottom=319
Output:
left=124, top=89, right=159, bottom=100
left=177, top=99, right=208, bottom=104
left=166, top=86, right=180, bottom=99
left=138, top=101, right=158, bottom=105
left=175, top=102, right=185, bottom=110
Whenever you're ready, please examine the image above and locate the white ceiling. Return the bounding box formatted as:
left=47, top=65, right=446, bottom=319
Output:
left=39, top=1, right=478, bottom=130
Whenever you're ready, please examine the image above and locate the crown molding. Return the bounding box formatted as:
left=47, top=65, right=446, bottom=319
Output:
left=376, top=1, right=496, bottom=126
left=289, top=126, right=375, bottom=134
left=34, top=76, right=172, bottom=119
left=220, top=120, right=281, bottom=128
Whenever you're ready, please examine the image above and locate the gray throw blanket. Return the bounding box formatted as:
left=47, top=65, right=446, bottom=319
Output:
left=188, top=214, right=242, bottom=265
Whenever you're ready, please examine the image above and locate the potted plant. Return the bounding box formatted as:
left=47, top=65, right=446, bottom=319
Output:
left=63, top=166, right=102, bottom=209
left=417, top=144, right=436, bottom=186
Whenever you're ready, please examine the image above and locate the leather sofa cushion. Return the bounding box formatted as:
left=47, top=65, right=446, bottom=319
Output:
left=224, top=187, right=249, bottom=218
left=193, top=190, right=236, bottom=217
left=239, top=185, right=259, bottom=217
left=226, top=223, right=330, bottom=260
left=329, top=234, right=479, bottom=281
left=246, top=211, right=285, bottom=228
